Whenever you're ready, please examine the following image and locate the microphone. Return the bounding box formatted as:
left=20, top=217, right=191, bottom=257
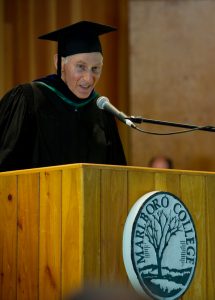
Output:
left=96, top=96, right=136, bottom=128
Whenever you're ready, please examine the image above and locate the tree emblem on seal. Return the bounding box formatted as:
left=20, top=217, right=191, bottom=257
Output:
left=145, top=208, right=182, bottom=279
left=123, top=191, right=197, bottom=300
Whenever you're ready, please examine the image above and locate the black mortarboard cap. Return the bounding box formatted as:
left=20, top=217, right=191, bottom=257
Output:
left=39, top=20, right=116, bottom=56
left=38, top=21, right=116, bottom=76
left=39, top=21, right=116, bottom=75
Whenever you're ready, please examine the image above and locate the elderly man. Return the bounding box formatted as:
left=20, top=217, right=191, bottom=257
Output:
left=0, top=21, right=126, bottom=171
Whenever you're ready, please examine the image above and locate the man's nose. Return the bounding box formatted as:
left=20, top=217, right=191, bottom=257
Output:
left=83, top=70, right=94, bottom=83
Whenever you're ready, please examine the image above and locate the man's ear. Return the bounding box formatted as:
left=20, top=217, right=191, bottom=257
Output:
left=54, top=54, right=58, bottom=70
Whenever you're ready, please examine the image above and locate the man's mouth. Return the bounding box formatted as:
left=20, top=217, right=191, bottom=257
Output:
left=79, top=84, right=91, bottom=89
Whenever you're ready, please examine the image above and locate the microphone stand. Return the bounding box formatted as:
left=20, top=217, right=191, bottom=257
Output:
left=126, top=116, right=215, bottom=133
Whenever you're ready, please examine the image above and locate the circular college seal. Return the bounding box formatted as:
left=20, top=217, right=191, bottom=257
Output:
left=123, top=191, right=197, bottom=300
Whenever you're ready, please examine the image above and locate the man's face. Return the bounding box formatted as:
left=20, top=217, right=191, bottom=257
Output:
left=61, top=52, right=103, bottom=99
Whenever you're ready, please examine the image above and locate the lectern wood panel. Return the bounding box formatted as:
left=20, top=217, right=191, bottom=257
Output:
left=206, top=176, right=215, bottom=297
left=0, top=175, right=17, bottom=300
left=0, top=164, right=214, bottom=299
left=17, top=174, right=39, bottom=300
left=100, top=169, right=127, bottom=283
left=39, top=171, right=62, bottom=300
left=62, top=168, right=83, bottom=295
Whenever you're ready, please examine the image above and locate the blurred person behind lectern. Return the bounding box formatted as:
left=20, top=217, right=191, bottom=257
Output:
left=148, top=155, right=173, bottom=169
left=0, top=21, right=126, bottom=172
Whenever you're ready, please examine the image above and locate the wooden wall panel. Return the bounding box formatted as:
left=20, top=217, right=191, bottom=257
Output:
left=0, top=1, right=4, bottom=96
left=129, top=1, right=215, bottom=171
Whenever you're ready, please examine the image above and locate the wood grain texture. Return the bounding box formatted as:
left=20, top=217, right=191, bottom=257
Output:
left=180, top=174, right=206, bottom=299
left=205, top=175, right=215, bottom=298
left=39, top=171, right=62, bottom=300
left=17, top=173, right=39, bottom=300
left=83, top=167, right=101, bottom=283
left=154, top=172, right=180, bottom=195
left=0, top=164, right=214, bottom=299
left=0, top=175, right=17, bottom=300
left=100, top=168, right=128, bottom=284
left=61, top=168, right=83, bottom=297
left=128, top=169, right=154, bottom=209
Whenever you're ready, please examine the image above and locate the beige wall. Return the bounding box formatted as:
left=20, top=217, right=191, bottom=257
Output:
left=129, top=0, right=215, bottom=171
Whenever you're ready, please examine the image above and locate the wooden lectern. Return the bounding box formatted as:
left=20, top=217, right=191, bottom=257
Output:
left=0, top=163, right=214, bottom=299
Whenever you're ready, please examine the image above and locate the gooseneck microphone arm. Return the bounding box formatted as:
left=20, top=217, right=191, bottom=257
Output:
left=96, top=96, right=215, bottom=135
left=126, top=116, right=215, bottom=133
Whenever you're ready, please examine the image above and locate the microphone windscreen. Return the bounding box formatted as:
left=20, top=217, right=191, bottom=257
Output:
left=96, top=96, right=109, bottom=109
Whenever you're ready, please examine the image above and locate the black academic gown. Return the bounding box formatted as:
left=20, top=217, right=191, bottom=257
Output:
left=0, top=75, right=126, bottom=171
